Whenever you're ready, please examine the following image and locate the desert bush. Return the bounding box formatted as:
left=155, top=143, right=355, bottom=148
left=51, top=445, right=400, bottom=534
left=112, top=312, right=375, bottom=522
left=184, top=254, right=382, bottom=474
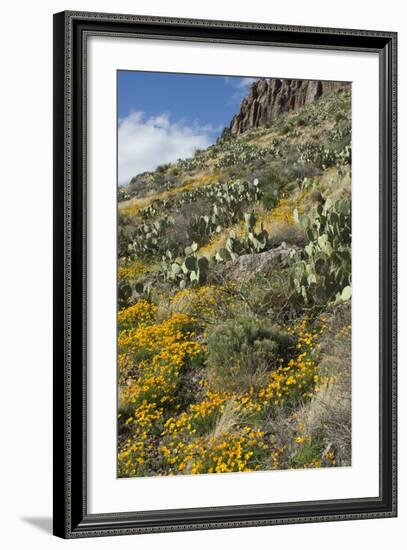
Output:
left=207, top=315, right=294, bottom=392
left=118, top=187, right=131, bottom=202
left=213, top=140, right=278, bottom=169
left=156, top=163, right=171, bottom=174
left=258, top=166, right=288, bottom=209
left=241, top=267, right=305, bottom=322
left=118, top=279, right=134, bottom=310
left=127, top=171, right=165, bottom=198
left=166, top=200, right=211, bottom=251
left=117, top=214, right=134, bottom=258
left=261, top=191, right=279, bottom=210
left=298, top=141, right=351, bottom=171
left=281, top=161, right=321, bottom=183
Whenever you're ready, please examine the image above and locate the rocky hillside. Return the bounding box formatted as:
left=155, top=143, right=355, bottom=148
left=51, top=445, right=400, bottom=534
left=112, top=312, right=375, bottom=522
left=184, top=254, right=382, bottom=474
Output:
left=225, top=78, right=349, bottom=136
left=117, top=81, right=352, bottom=478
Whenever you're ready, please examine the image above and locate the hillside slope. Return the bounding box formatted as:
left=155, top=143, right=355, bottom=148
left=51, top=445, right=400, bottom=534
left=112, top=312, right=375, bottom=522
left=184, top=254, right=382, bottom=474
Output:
left=117, top=81, right=352, bottom=477
left=227, top=78, right=348, bottom=136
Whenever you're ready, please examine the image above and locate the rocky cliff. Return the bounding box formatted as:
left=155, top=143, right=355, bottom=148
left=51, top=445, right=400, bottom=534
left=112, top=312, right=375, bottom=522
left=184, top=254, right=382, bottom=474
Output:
left=226, top=78, right=349, bottom=136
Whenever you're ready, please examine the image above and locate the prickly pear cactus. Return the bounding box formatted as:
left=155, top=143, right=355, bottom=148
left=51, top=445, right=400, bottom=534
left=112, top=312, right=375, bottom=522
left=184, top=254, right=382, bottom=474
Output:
left=291, top=197, right=351, bottom=306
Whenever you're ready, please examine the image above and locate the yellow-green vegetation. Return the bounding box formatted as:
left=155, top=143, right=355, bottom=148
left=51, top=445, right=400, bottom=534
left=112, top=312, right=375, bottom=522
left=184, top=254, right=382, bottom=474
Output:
left=117, top=87, right=352, bottom=477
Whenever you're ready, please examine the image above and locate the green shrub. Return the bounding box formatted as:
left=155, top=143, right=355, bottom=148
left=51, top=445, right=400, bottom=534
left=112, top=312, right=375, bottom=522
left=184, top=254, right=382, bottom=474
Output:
left=207, top=315, right=294, bottom=392
left=118, top=280, right=132, bottom=309
left=290, top=440, right=322, bottom=468
left=261, top=190, right=279, bottom=210
left=156, top=163, right=171, bottom=173
left=259, top=165, right=297, bottom=210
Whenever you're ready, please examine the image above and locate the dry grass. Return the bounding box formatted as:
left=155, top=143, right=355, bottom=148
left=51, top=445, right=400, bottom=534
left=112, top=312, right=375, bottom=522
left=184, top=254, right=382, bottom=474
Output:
left=314, top=166, right=351, bottom=205
left=257, top=303, right=352, bottom=470
left=211, top=399, right=239, bottom=438
left=296, top=303, right=352, bottom=465
left=119, top=182, right=197, bottom=217
left=119, top=172, right=221, bottom=218
left=262, top=219, right=306, bottom=248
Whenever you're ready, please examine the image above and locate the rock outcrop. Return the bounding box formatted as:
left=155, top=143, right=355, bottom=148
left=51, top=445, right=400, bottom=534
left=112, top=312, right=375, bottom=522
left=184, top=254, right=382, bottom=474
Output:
left=213, top=242, right=301, bottom=284
left=226, top=78, right=349, bottom=136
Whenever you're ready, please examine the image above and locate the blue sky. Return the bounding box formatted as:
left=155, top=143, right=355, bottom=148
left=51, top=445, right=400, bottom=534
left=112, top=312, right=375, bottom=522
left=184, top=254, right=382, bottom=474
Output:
left=117, top=71, right=256, bottom=185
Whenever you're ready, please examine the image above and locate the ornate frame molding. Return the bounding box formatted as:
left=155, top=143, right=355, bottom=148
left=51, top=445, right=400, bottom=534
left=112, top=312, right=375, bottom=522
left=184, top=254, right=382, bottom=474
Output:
left=53, top=11, right=397, bottom=538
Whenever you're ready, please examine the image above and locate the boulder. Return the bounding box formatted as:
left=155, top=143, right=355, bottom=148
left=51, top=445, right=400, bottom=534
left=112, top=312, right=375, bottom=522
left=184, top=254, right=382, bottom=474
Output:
left=213, top=242, right=300, bottom=283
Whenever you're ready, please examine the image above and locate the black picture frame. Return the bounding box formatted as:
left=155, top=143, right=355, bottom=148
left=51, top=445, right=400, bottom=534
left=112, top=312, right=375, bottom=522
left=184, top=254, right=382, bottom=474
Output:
left=53, top=10, right=397, bottom=539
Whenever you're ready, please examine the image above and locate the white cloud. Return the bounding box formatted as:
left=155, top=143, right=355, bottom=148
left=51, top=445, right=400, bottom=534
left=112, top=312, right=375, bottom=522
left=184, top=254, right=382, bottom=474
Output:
left=224, top=77, right=257, bottom=90
left=224, top=77, right=257, bottom=105
left=118, top=112, right=214, bottom=185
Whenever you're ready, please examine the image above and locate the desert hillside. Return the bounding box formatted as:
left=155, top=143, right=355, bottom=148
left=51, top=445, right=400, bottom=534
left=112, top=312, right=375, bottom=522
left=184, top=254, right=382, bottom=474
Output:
left=117, top=79, right=352, bottom=477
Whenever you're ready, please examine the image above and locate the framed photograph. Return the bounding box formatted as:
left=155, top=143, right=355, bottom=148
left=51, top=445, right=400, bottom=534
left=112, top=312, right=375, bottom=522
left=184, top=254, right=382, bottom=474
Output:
left=53, top=11, right=397, bottom=538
